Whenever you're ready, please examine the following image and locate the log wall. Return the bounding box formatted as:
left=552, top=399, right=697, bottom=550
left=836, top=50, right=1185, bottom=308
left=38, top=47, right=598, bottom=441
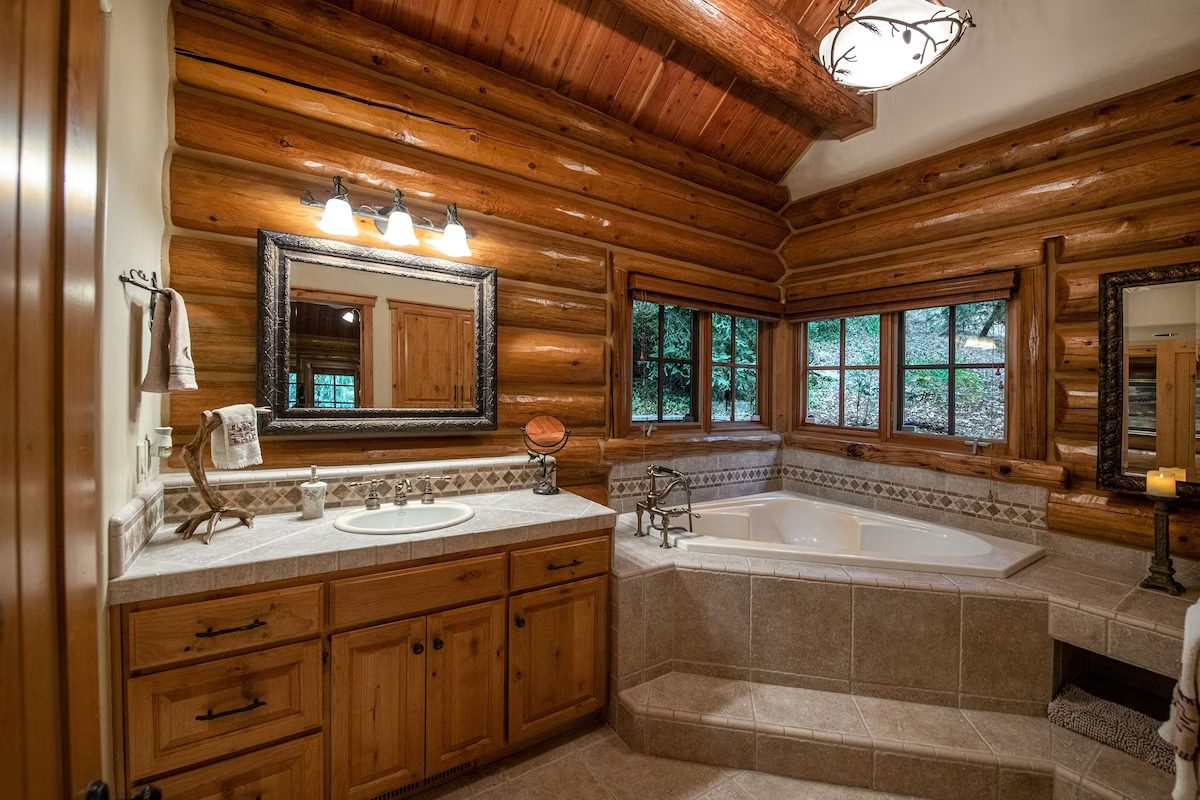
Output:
left=780, top=70, right=1200, bottom=556
left=165, top=0, right=786, bottom=499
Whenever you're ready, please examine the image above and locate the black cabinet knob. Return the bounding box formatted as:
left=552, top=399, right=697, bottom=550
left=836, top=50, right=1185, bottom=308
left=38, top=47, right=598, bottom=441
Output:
left=433, top=638, right=444, bottom=650
left=514, top=616, right=526, bottom=628
left=412, top=641, right=425, bottom=655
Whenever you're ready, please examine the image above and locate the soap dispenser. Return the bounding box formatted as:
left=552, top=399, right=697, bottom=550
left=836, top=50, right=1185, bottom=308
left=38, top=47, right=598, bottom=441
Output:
left=299, top=465, right=327, bottom=520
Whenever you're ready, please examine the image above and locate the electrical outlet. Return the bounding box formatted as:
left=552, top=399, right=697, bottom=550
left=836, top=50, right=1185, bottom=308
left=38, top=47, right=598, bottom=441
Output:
left=135, top=438, right=149, bottom=485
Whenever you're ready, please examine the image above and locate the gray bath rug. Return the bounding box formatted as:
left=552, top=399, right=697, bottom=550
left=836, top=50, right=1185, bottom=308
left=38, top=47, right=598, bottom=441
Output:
left=1048, top=683, right=1174, bottom=773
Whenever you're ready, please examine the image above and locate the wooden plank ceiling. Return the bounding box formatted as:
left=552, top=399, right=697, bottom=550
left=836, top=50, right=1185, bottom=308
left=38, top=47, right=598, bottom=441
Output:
left=326, top=0, right=842, bottom=182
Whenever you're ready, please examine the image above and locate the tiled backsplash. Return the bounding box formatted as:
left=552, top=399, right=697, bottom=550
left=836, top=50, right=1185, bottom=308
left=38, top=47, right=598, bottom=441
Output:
left=606, top=449, right=782, bottom=513
left=108, top=481, right=164, bottom=579
left=782, top=448, right=1049, bottom=545
left=162, top=455, right=549, bottom=523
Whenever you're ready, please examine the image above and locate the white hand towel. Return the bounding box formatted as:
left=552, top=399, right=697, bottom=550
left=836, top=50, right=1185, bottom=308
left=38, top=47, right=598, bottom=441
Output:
left=1163, top=600, right=1200, bottom=800
left=139, top=289, right=197, bottom=393
left=210, top=404, right=262, bottom=470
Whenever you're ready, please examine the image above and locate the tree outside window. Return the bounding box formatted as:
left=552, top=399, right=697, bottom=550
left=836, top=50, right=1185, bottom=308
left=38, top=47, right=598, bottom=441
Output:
left=804, top=315, right=880, bottom=429
left=711, top=313, right=760, bottom=423
left=632, top=300, right=697, bottom=422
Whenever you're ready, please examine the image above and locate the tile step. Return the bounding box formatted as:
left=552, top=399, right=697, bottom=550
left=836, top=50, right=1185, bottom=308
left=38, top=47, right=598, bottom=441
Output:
left=614, top=671, right=1172, bottom=800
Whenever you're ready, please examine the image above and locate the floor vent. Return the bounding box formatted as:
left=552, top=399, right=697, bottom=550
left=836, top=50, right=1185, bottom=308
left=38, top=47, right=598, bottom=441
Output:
left=423, top=761, right=477, bottom=785
left=369, top=781, right=421, bottom=800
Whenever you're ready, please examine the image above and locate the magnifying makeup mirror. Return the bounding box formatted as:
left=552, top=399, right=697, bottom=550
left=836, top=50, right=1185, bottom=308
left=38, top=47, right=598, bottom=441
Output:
left=523, top=415, right=570, bottom=495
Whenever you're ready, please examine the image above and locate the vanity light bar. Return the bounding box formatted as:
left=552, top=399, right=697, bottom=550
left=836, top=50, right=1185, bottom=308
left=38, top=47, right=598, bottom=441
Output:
left=299, top=178, right=474, bottom=250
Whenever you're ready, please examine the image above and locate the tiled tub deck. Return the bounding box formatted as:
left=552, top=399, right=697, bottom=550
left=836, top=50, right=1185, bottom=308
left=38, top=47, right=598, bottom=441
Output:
left=608, top=519, right=1191, bottom=800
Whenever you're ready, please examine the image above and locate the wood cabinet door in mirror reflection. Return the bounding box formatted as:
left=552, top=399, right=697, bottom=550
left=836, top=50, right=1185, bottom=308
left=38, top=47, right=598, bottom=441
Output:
left=389, top=300, right=476, bottom=408
left=1121, top=280, right=1200, bottom=480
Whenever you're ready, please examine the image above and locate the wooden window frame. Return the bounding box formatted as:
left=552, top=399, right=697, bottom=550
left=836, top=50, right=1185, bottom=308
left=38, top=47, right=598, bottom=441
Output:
left=614, top=273, right=781, bottom=440
left=710, top=312, right=764, bottom=425
left=794, top=281, right=1020, bottom=459
left=632, top=300, right=701, bottom=425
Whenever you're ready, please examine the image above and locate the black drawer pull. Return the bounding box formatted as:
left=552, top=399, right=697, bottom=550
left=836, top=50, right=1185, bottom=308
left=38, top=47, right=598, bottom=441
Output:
left=547, top=558, right=583, bottom=571
left=514, top=616, right=526, bottom=628
left=433, top=638, right=444, bottom=650
left=412, top=641, right=425, bottom=655
left=195, top=618, right=267, bottom=638
left=195, top=697, right=265, bottom=721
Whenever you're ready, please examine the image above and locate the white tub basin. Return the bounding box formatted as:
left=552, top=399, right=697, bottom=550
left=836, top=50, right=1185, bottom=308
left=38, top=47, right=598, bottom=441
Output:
left=334, top=502, right=475, bottom=535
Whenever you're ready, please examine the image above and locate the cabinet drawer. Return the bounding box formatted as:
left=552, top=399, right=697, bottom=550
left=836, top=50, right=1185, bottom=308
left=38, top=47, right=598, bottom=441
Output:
left=331, top=553, right=506, bottom=629
left=127, top=640, right=322, bottom=779
left=510, top=536, right=609, bottom=592
left=139, top=734, right=322, bottom=800
left=127, top=584, right=322, bottom=671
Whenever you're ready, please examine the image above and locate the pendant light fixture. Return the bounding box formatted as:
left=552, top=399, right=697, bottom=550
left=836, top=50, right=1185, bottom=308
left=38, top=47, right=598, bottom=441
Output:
left=316, top=176, right=358, bottom=236
left=300, top=177, right=474, bottom=255
left=380, top=189, right=419, bottom=247
left=436, top=204, right=472, bottom=258
left=817, top=0, right=974, bottom=94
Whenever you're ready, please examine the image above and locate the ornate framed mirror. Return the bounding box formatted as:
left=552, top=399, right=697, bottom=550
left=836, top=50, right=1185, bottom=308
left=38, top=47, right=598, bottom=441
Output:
left=1097, top=261, right=1200, bottom=497
left=256, top=230, right=497, bottom=435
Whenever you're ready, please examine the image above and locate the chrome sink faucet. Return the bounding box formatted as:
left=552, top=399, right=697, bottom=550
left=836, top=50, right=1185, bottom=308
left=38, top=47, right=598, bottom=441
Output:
left=393, top=478, right=414, bottom=506
left=416, top=475, right=451, bottom=504
left=350, top=478, right=387, bottom=510
left=634, top=465, right=699, bottom=549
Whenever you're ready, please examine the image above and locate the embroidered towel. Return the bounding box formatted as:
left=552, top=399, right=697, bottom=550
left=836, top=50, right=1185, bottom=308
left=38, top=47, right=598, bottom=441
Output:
left=139, top=289, right=197, bottom=393
left=210, top=404, right=262, bottom=470
left=1163, top=600, right=1200, bottom=799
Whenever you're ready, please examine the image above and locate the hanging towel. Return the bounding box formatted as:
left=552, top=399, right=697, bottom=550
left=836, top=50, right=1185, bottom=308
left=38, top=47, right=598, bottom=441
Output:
left=139, top=289, right=197, bottom=393
left=1163, top=601, right=1200, bottom=799
left=210, top=404, right=262, bottom=470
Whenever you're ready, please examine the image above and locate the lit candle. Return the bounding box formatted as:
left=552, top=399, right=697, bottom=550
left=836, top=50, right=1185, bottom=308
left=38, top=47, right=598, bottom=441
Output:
left=1146, top=469, right=1178, bottom=498
left=1164, top=467, right=1189, bottom=481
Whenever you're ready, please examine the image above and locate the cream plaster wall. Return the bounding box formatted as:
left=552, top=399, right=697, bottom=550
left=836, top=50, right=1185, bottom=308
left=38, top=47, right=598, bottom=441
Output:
left=785, top=0, right=1200, bottom=199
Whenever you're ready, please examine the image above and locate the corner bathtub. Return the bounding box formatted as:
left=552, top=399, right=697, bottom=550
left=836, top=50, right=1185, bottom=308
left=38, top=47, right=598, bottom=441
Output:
left=663, top=491, right=1043, bottom=578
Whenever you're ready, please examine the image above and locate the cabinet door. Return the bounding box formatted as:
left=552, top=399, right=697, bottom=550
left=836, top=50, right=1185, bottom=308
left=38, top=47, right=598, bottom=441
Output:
left=426, top=600, right=505, bottom=773
left=508, top=576, right=607, bottom=744
left=391, top=302, right=459, bottom=408
left=456, top=311, right=475, bottom=408
left=331, top=617, right=427, bottom=800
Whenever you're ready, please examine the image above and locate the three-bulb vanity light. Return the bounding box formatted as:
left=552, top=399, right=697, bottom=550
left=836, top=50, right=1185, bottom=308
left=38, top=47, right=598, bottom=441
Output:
left=299, top=176, right=473, bottom=258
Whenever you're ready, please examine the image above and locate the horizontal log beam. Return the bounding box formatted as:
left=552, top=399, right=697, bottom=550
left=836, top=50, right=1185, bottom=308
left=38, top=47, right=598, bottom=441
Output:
left=780, top=127, right=1200, bottom=269
left=1047, top=488, right=1200, bottom=558
left=173, top=87, right=784, bottom=281
left=178, top=0, right=790, bottom=210
left=1051, top=436, right=1097, bottom=482
left=498, top=331, right=607, bottom=386
left=1053, top=376, right=1098, bottom=436
left=1053, top=324, right=1099, bottom=373
left=784, top=70, right=1200, bottom=227
left=782, top=190, right=1200, bottom=300
left=601, top=432, right=781, bottom=462
left=173, top=11, right=789, bottom=247
left=784, top=433, right=1070, bottom=490
left=496, top=283, right=607, bottom=336
left=612, top=252, right=780, bottom=301
left=605, top=0, right=872, bottom=138
left=169, top=156, right=612, bottom=293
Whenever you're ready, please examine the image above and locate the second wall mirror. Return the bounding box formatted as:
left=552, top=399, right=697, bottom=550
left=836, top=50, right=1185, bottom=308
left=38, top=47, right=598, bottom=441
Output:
left=1097, top=261, right=1200, bottom=497
left=256, top=230, right=497, bottom=435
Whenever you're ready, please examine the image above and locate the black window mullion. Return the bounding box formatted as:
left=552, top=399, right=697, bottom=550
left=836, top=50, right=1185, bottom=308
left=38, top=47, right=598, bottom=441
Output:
left=657, top=305, right=665, bottom=423
left=948, top=305, right=957, bottom=436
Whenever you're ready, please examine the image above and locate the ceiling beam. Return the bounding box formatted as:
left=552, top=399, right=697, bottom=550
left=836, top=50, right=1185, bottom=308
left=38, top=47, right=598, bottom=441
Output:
left=605, top=0, right=873, bottom=138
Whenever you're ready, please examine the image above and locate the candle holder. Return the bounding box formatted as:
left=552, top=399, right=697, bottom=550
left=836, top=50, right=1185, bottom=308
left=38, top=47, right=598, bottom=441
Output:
left=1141, top=496, right=1184, bottom=595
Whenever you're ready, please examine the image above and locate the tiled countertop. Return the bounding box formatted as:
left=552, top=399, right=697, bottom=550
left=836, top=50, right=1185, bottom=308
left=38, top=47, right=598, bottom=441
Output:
left=613, top=516, right=1195, bottom=679
left=109, top=489, right=615, bottom=605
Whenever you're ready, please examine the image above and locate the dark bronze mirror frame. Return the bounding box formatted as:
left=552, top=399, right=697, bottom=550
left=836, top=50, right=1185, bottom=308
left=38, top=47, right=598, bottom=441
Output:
left=1096, top=260, right=1200, bottom=498
left=256, top=230, right=497, bottom=435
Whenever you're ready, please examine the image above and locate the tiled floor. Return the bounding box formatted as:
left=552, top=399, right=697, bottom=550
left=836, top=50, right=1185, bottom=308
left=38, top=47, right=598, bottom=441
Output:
left=413, top=722, right=922, bottom=800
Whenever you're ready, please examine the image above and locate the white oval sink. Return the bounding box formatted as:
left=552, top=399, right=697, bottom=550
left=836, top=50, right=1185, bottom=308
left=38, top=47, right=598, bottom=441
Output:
left=334, top=502, right=475, bottom=535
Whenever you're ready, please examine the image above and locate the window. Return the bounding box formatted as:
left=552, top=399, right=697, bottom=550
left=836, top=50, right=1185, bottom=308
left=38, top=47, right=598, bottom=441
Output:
left=629, top=298, right=769, bottom=430
left=800, top=298, right=1009, bottom=449
left=899, top=301, right=1006, bottom=440
left=804, top=315, right=879, bottom=429
left=287, top=371, right=299, bottom=408
left=711, top=313, right=761, bottom=423
left=312, top=370, right=357, bottom=409
left=633, top=299, right=698, bottom=422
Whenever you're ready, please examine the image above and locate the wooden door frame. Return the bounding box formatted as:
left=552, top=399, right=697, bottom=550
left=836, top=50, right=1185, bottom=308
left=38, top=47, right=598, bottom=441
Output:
left=1, top=0, right=105, bottom=794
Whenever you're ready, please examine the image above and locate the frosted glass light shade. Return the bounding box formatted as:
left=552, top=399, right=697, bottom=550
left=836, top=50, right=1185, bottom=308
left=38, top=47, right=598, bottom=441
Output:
left=317, top=195, right=358, bottom=236
left=382, top=208, right=419, bottom=246
left=819, top=0, right=972, bottom=93
left=438, top=222, right=471, bottom=258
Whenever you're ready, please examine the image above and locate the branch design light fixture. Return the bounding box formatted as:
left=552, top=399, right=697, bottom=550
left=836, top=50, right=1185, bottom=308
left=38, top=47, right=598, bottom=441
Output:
left=300, top=177, right=473, bottom=257
left=817, top=0, right=974, bottom=94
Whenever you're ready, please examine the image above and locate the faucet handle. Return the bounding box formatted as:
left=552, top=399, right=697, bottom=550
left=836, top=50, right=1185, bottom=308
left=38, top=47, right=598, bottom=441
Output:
left=350, top=477, right=385, bottom=493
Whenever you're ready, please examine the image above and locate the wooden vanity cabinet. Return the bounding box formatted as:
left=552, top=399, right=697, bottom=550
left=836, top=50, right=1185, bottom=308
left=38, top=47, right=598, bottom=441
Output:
left=113, top=528, right=610, bottom=799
